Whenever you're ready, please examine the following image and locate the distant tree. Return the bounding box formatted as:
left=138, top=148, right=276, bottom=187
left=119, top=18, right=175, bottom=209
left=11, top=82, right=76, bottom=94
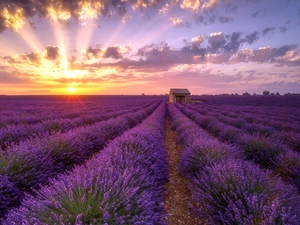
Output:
left=263, top=91, right=270, bottom=96
left=275, top=92, right=280, bottom=96
left=242, top=92, right=251, bottom=95
left=270, top=93, right=275, bottom=95
left=253, top=93, right=257, bottom=96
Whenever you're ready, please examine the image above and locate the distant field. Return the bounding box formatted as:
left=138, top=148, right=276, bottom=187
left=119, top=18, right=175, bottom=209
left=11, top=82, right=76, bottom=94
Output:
left=1, top=95, right=300, bottom=224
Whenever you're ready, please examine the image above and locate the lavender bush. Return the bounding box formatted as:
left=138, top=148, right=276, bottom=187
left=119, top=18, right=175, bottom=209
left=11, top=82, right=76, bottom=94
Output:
left=0, top=102, right=160, bottom=219
left=237, top=134, right=287, bottom=169
left=274, top=131, right=300, bottom=152
left=179, top=139, right=240, bottom=179
left=274, top=150, right=300, bottom=191
left=0, top=175, right=22, bottom=219
left=3, top=102, right=168, bottom=224
left=191, top=158, right=300, bottom=225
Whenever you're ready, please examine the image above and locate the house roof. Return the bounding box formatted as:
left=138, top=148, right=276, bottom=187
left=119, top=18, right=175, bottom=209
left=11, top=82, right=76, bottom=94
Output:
left=169, top=88, right=190, bottom=94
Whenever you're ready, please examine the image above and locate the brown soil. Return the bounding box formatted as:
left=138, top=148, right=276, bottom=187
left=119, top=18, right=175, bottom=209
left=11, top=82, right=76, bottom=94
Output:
left=163, top=117, right=201, bottom=225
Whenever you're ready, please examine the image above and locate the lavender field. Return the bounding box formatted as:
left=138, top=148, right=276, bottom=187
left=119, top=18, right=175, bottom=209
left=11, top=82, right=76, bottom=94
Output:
left=1, top=95, right=300, bottom=224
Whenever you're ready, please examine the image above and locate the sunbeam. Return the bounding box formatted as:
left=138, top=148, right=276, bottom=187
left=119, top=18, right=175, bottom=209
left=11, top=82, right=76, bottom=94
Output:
left=17, top=20, right=44, bottom=54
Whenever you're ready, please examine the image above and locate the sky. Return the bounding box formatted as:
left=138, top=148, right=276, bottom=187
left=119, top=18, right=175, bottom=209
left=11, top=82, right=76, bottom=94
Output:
left=0, top=0, right=300, bottom=95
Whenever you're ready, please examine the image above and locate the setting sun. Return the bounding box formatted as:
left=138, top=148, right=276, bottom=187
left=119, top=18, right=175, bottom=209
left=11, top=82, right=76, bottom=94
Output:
left=68, top=87, right=76, bottom=93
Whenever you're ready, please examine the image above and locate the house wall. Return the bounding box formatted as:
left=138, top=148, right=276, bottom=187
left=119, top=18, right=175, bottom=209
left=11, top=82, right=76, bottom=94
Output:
left=169, top=93, right=191, bottom=103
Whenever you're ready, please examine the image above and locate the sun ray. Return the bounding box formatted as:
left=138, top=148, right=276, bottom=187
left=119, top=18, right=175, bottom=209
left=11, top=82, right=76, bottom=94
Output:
left=50, top=20, right=69, bottom=66
left=17, top=20, right=44, bottom=54
left=103, top=22, right=127, bottom=49
left=125, top=15, right=172, bottom=49
left=76, top=20, right=98, bottom=56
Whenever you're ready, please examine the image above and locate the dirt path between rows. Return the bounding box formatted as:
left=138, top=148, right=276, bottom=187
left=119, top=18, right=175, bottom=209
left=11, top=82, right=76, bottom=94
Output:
left=163, top=116, right=201, bottom=225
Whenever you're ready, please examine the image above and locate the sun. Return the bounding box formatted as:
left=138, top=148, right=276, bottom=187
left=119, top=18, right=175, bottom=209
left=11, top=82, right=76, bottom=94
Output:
left=68, top=87, right=76, bottom=93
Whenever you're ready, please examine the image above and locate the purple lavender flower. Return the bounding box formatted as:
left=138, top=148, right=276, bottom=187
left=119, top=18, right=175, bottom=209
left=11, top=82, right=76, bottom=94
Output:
left=180, top=139, right=240, bottom=179
left=191, top=158, right=300, bottom=225
left=238, top=134, right=287, bottom=169
left=275, top=150, right=300, bottom=191
left=0, top=175, right=22, bottom=219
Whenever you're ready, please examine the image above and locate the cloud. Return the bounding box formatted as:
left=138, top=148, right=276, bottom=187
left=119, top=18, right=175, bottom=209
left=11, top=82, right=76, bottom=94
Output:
left=271, top=44, right=298, bottom=57
left=85, top=47, right=103, bottom=60
left=84, top=45, right=131, bottom=60
left=230, top=48, right=253, bottom=63
left=21, top=53, right=41, bottom=66
left=252, top=46, right=271, bottom=62
left=262, top=27, right=275, bottom=38
left=0, top=70, right=32, bottom=84
left=191, top=35, right=204, bottom=45
left=103, top=46, right=131, bottom=59
left=45, top=46, right=60, bottom=60
left=218, top=16, right=232, bottom=23
left=275, top=50, right=300, bottom=66
left=180, top=0, right=200, bottom=11
left=279, top=21, right=291, bottom=33
left=244, top=31, right=260, bottom=44
left=201, top=0, right=219, bottom=12
left=159, top=3, right=169, bottom=14
left=194, top=14, right=204, bottom=23
left=208, top=32, right=226, bottom=53
left=252, top=10, right=260, bottom=18
left=224, top=32, right=242, bottom=52
left=0, top=0, right=164, bottom=32
left=208, top=15, right=216, bottom=24
left=168, top=16, right=191, bottom=27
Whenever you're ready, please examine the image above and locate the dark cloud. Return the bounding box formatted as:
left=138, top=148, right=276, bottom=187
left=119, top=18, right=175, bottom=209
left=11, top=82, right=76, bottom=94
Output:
left=252, top=10, right=260, bottom=18
left=271, top=44, right=298, bottom=57
left=262, top=27, right=276, bottom=38
left=208, top=15, right=216, bottom=24
left=225, top=5, right=238, bottom=14
left=181, top=45, right=207, bottom=58
left=85, top=47, right=102, bottom=60
left=218, top=16, right=232, bottom=23
left=84, top=45, right=130, bottom=60
left=137, top=42, right=193, bottom=64
left=244, top=31, right=260, bottom=45
left=224, top=32, right=242, bottom=52
left=194, top=14, right=204, bottom=24
left=279, top=21, right=291, bottom=33
left=45, top=46, right=60, bottom=60
left=22, top=53, right=41, bottom=65
left=104, top=46, right=124, bottom=59
left=208, top=32, right=226, bottom=53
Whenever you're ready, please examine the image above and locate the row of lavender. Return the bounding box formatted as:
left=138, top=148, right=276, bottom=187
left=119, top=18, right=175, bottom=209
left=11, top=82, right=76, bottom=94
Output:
left=195, top=95, right=300, bottom=108
left=179, top=103, right=300, bottom=153
left=2, top=102, right=168, bottom=224
left=0, top=101, right=155, bottom=150
left=0, top=99, right=161, bottom=219
left=0, top=96, right=157, bottom=128
left=176, top=103, right=300, bottom=192
left=186, top=102, right=300, bottom=133
left=168, top=103, right=300, bottom=224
